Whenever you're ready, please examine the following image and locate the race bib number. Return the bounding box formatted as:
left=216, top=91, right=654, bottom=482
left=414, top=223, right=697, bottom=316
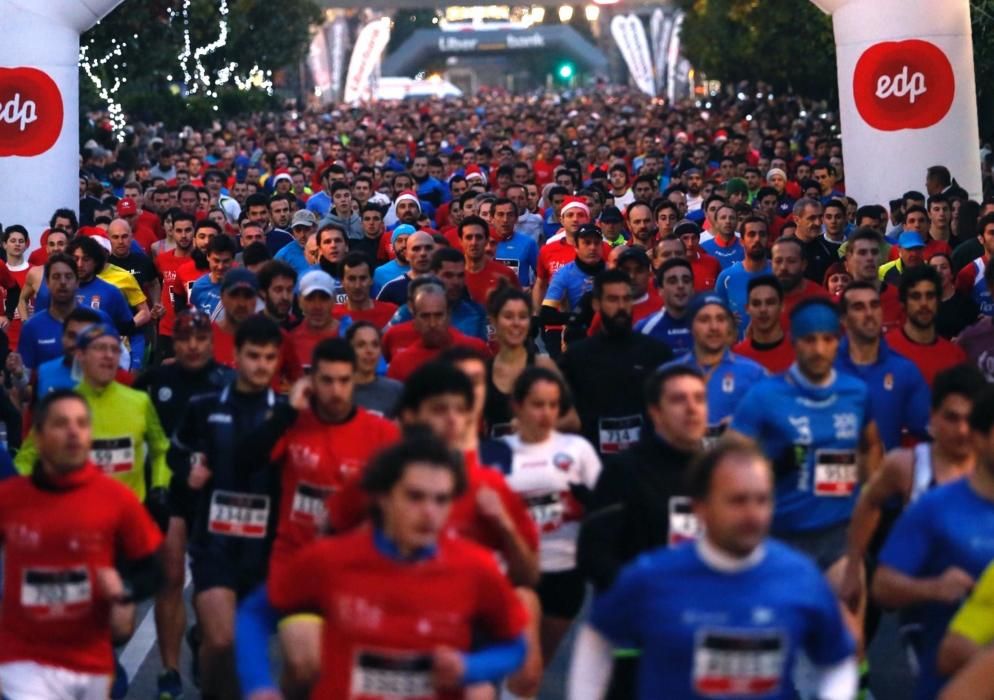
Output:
left=813, top=450, right=858, bottom=497
left=496, top=257, right=520, bottom=275
left=208, top=490, right=270, bottom=538
left=525, top=492, right=564, bottom=532
left=350, top=649, right=434, bottom=700
left=703, top=424, right=726, bottom=450
left=91, top=436, right=134, bottom=474
left=21, top=567, right=91, bottom=618
left=693, top=629, right=785, bottom=696
left=291, top=482, right=332, bottom=526
left=599, top=415, right=642, bottom=454
left=668, top=496, right=701, bottom=547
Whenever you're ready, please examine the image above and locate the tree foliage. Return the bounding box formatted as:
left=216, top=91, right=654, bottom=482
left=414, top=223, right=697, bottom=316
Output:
left=80, top=0, right=320, bottom=121
left=674, top=0, right=836, bottom=97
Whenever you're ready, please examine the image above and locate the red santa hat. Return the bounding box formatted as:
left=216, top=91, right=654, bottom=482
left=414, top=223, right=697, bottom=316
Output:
left=395, top=190, right=422, bottom=211
left=560, top=196, right=590, bottom=217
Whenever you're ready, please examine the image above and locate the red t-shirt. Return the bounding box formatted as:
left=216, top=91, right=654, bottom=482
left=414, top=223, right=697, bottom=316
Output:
left=588, top=289, right=664, bottom=336
left=387, top=333, right=491, bottom=382
left=286, top=322, right=342, bottom=373
left=6, top=261, right=30, bottom=349
left=781, top=280, right=832, bottom=332
left=687, top=250, right=722, bottom=292
left=267, top=527, right=527, bottom=700
left=137, top=210, right=165, bottom=241
left=0, top=465, right=162, bottom=674
left=172, top=259, right=207, bottom=314
left=465, top=260, right=520, bottom=305
left=154, top=250, right=192, bottom=336
left=212, top=323, right=303, bottom=389
left=332, top=301, right=397, bottom=329
left=732, top=335, right=796, bottom=374
left=533, top=156, right=564, bottom=188
left=879, top=283, right=905, bottom=334
left=270, top=407, right=399, bottom=569
left=885, top=327, right=967, bottom=386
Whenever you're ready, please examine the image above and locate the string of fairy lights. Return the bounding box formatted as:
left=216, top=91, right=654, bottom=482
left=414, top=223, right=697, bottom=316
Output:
left=80, top=0, right=275, bottom=140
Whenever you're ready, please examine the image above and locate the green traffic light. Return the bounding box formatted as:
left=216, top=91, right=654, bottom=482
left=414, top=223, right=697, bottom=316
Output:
left=558, top=63, right=575, bottom=80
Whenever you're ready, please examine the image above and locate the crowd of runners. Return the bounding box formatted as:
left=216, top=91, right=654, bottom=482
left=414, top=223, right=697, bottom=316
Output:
left=1, top=87, right=994, bottom=700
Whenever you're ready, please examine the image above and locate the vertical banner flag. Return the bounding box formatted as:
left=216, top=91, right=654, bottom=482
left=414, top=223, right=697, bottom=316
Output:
left=610, top=14, right=655, bottom=97
left=343, top=17, right=391, bottom=104
left=307, top=24, right=332, bottom=104
left=329, top=18, right=347, bottom=103
left=666, top=11, right=685, bottom=103
left=650, top=8, right=670, bottom=95
left=809, top=0, right=981, bottom=203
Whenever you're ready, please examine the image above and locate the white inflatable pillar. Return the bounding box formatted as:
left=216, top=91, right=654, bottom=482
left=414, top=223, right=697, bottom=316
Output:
left=0, top=0, right=124, bottom=242
left=810, top=0, right=982, bottom=205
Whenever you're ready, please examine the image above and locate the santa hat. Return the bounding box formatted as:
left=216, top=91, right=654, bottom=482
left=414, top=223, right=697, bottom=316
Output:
left=465, top=165, right=488, bottom=186
left=560, top=196, right=590, bottom=217
left=395, top=190, right=421, bottom=211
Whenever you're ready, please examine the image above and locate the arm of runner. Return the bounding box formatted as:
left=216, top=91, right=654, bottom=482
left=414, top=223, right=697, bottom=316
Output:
left=811, top=657, right=859, bottom=700
left=234, top=585, right=281, bottom=696
left=938, top=562, right=994, bottom=675
left=477, top=486, right=540, bottom=588
left=857, top=420, right=884, bottom=481
left=938, top=646, right=994, bottom=700
left=145, top=395, right=171, bottom=490
left=457, top=635, right=527, bottom=685
left=842, top=449, right=911, bottom=610
left=567, top=624, right=614, bottom=700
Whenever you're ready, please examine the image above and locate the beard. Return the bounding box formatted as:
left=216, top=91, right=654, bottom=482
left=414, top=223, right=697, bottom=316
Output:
left=602, top=311, right=632, bottom=335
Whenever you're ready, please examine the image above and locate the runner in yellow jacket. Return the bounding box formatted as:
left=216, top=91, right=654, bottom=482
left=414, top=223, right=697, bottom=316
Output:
left=15, top=323, right=169, bottom=501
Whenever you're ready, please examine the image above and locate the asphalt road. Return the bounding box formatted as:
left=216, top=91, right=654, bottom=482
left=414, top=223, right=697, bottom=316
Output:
left=123, top=585, right=916, bottom=699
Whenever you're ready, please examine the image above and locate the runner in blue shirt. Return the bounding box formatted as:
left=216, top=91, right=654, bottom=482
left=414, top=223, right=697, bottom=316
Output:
left=730, top=298, right=883, bottom=657
left=189, top=234, right=236, bottom=318
left=570, top=440, right=857, bottom=700
left=874, top=388, right=994, bottom=700
left=662, top=293, right=766, bottom=442
left=715, top=216, right=772, bottom=337
left=636, top=258, right=694, bottom=354
left=492, top=198, right=539, bottom=287
left=274, top=210, right=319, bottom=276
left=835, top=281, right=930, bottom=450
left=542, top=224, right=606, bottom=314
left=700, top=203, right=744, bottom=269
left=371, top=224, right=414, bottom=295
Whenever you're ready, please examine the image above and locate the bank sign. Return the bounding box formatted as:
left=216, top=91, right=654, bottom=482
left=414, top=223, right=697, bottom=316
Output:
left=437, top=32, right=546, bottom=52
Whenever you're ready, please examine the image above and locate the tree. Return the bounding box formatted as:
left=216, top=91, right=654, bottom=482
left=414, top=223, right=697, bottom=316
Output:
left=971, top=0, right=994, bottom=137
left=674, top=0, right=836, bottom=97
left=80, top=0, right=320, bottom=125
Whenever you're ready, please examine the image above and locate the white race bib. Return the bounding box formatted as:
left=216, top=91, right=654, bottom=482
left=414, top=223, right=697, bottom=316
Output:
left=668, top=496, right=701, bottom=547
left=208, top=490, right=270, bottom=538
left=91, top=436, right=134, bottom=475
left=291, top=482, right=332, bottom=526
left=525, top=492, right=564, bottom=533
left=350, top=649, right=434, bottom=700
left=20, top=567, right=92, bottom=618
left=693, top=628, right=785, bottom=697
left=598, top=415, right=642, bottom=454
left=813, top=449, right=858, bottom=497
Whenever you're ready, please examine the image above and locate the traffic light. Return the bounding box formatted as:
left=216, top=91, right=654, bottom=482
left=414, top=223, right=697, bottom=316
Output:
left=557, top=61, right=575, bottom=81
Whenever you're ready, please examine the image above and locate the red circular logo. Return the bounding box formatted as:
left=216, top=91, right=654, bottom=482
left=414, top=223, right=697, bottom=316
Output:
left=0, top=67, right=64, bottom=157
left=853, top=39, right=955, bottom=132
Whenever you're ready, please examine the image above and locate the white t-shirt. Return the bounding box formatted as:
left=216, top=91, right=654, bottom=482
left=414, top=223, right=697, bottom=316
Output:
left=502, top=431, right=602, bottom=572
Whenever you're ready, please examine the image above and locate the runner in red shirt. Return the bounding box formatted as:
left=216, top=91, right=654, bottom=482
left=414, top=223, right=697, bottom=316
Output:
left=0, top=390, right=162, bottom=697
left=332, top=252, right=397, bottom=328
left=675, top=221, right=722, bottom=292
left=4, top=225, right=31, bottom=350
left=773, top=236, right=832, bottom=332
left=461, top=216, right=520, bottom=305
left=733, top=275, right=795, bottom=373
left=153, top=212, right=196, bottom=359
left=170, top=218, right=219, bottom=312
left=237, top=435, right=528, bottom=700
left=588, top=247, right=663, bottom=335
left=886, top=264, right=967, bottom=386
left=286, top=270, right=344, bottom=373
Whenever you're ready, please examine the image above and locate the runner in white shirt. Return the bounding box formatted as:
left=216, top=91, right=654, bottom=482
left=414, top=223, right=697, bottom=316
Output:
left=501, top=365, right=602, bottom=666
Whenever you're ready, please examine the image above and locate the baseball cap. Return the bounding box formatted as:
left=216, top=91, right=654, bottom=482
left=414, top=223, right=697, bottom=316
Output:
left=600, top=206, right=623, bottom=224
left=616, top=246, right=651, bottom=268
left=221, top=268, right=259, bottom=295
left=116, top=198, right=138, bottom=217
left=686, top=293, right=730, bottom=322
left=575, top=223, right=603, bottom=241
left=299, top=269, right=337, bottom=298
left=291, top=210, right=318, bottom=229
left=173, top=308, right=212, bottom=338
left=899, top=231, right=925, bottom=249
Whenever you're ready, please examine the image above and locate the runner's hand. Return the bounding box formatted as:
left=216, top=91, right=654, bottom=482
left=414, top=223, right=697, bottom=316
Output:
left=5, top=351, right=23, bottom=377
left=288, top=377, right=312, bottom=411
left=432, top=647, right=465, bottom=689
left=188, top=462, right=212, bottom=490
left=933, top=567, right=975, bottom=603
left=476, top=487, right=511, bottom=530
left=96, top=567, right=125, bottom=601
left=839, top=557, right=863, bottom=613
